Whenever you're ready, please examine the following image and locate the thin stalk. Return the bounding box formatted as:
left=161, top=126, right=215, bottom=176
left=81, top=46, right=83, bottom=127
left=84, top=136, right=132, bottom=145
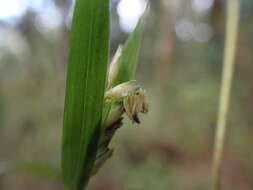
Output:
left=211, top=1, right=240, bottom=190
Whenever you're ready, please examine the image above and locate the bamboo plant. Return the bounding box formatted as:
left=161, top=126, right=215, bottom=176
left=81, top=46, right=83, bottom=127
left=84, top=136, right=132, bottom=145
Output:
left=61, top=1, right=148, bottom=190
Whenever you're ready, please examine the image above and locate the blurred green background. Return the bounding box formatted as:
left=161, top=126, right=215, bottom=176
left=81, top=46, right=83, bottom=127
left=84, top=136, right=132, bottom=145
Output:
left=0, top=0, right=253, bottom=189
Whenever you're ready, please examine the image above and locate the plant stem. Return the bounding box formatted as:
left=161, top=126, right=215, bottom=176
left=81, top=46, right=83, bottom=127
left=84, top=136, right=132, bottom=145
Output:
left=210, top=1, right=240, bottom=190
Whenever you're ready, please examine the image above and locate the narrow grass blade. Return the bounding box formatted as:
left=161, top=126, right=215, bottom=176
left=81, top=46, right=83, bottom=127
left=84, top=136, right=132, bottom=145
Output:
left=61, top=0, right=110, bottom=190
left=109, top=17, right=144, bottom=88
left=210, top=0, right=240, bottom=189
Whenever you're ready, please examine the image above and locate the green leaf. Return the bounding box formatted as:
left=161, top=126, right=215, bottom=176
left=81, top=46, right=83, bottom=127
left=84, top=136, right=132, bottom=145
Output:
left=61, top=0, right=110, bottom=190
left=109, top=17, right=144, bottom=88
left=15, top=161, right=61, bottom=182
left=0, top=160, right=61, bottom=182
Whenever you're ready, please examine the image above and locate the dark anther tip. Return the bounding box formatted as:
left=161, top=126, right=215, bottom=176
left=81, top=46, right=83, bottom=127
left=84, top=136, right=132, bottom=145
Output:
left=133, top=114, right=140, bottom=124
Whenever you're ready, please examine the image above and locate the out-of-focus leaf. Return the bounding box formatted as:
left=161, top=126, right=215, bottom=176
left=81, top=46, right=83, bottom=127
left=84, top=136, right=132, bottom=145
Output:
left=15, top=161, right=61, bottom=181
left=109, top=17, right=144, bottom=88
left=0, top=160, right=61, bottom=182
left=61, top=0, right=110, bottom=189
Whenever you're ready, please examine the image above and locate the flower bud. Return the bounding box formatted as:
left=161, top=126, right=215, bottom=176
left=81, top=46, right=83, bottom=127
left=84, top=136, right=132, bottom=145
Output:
left=108, top=46, right=122, bottom=86
left=105, top=81, right=140, bottom=100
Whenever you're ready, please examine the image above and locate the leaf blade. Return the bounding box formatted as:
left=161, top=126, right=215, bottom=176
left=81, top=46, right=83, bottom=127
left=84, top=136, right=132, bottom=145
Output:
left=109, top=17, right=144, bottom=88
left=61, top=0, right=110, bottom=190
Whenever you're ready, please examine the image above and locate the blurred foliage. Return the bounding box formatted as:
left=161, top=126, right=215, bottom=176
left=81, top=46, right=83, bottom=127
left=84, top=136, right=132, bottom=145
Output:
left=1, top=0, right=253, bottom=190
